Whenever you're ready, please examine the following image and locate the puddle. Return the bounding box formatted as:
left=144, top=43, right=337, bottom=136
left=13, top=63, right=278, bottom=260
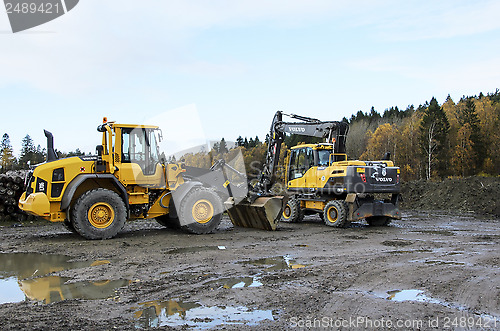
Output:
left=240, top=255, right=308, bottom=271
left=387, top=249, right=434, bottom=254
left=19, top=276, right=130, bottom=304
left=383, top=289, right=441, bottom=304
left=372, top=289, right=499, bottom=319
left=422, top=260, right=466, bottom=266
left=133, top=300, right=273, bottom=329
left=208, top=276, right=263, bottom=289
left=0, top=252, right=126, bottom=305
left=0, top=277, right=26, bottom=304
left=0, top=253, right=110, bottom=280
left=344, top=235, right=368, bottom=240
left=381, top=239, right=413, bottom=247
left=165, top=246, right=222, bottom=254
left=413, top=230, right=455, bottom=236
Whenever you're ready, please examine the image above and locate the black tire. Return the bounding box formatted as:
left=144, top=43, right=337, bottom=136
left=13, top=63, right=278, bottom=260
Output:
left=63, top=219, right=78, bottom=234
left=280, top=196, right=304, bottom=223
left=366, top=216, right=392, bottom=226
left=71, top=188, right=127, bottom=240
left=156, top=214, right=181, bottom=229
left=179, top=188, right=223, bottom=234
left=323, top=200, right=348, bottom=228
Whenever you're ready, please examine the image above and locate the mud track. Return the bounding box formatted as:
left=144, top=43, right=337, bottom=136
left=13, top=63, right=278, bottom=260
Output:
left=0, top=211, right=499, bottom=330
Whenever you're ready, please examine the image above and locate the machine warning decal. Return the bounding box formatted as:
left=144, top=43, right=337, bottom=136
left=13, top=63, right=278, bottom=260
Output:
left=80, top=167, right=85, bottom=172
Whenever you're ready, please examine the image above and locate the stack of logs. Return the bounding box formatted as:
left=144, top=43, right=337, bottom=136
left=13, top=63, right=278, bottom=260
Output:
left=0, top=171, right=30, bottom=221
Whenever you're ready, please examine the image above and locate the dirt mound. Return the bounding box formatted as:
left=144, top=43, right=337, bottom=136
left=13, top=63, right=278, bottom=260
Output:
left=401, top=176, right=500, bottom=217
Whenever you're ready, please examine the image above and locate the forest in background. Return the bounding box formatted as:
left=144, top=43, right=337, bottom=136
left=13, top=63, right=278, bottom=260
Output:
left=1, top=89, right=499, bottom=182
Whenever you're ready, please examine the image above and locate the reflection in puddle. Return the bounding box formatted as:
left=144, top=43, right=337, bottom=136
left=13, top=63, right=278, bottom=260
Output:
left=385, top=289, right=441, bottom=304
left=0, top=277, right=26, bottom=304
left=0, top=253, right=110, bottom=280
left=0, top=252, right=123, bottom=304
left=20, top=276, right=130, bottom=304
left=209, top=276, right=263, bottom=289
left=241, top=255, right=307, bottom=270
left=133, top=300, right=273, bottom=329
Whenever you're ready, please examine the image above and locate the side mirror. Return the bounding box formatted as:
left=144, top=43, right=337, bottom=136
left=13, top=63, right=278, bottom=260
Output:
left=96, top=145, right=104, bottom=157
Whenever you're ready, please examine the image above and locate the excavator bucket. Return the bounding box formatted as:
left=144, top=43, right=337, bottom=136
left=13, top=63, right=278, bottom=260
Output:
left=224, top=196, right=285, bottom=231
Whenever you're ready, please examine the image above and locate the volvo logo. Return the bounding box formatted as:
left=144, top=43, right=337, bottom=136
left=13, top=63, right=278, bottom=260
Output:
left=288, top=127, right=306, bottom=133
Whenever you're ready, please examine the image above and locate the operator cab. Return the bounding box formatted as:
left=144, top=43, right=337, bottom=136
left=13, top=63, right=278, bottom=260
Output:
left=97, top=119, right=165, bottom=186
left=287, top=144, right=347, bottom=181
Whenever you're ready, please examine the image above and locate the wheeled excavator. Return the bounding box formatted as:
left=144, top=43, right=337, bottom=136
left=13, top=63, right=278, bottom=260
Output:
left=226, top=111, right=401, bottom=228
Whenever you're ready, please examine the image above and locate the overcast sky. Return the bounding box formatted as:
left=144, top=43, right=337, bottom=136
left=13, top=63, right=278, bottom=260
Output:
left=1, top=0, right=499, bottom=156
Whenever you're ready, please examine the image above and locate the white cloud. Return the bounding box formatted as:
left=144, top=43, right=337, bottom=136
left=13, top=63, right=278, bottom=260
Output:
left=371, top=0, right=500, bottom=41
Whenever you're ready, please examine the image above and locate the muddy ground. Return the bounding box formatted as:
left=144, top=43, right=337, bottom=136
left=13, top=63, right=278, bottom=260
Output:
left=0, top=208, right=498, bottom=330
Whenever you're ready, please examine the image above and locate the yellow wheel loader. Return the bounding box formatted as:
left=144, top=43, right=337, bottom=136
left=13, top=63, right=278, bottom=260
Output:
left=226, top=111, right=401, bottom=229
left=18, top=119, right=279, bottom=239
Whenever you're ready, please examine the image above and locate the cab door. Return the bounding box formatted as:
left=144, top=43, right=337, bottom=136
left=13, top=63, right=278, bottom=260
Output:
left=287, top=147, right=315, bottom=190
left=117, top=127, right=164, bottom=187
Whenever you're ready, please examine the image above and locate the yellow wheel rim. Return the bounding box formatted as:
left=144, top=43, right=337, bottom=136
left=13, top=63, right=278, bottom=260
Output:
left=327, top=206, right=338, bottom=223
left=88, top=202, right=115, bottom=228
left=282, top=204, right=292, bottom=220
left=191, top=199, right=214, bottom=224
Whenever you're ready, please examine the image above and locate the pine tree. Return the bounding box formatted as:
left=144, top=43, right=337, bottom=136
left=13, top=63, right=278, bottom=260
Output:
left=236, top=136, right=244, bottom=147
left=18, top=134, right=37, bottom=169
left=219, top=138, right=228, bottom=154
left=1, top=133, right=16, bottom=172
left=458, top=98, right=485, bottom=170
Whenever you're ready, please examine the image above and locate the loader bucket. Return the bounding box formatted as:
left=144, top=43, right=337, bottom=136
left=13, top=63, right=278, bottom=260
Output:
left=225, top=196, right=285, bottom=231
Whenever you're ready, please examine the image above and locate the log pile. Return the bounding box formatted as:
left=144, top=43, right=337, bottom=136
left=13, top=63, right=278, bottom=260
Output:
left=0, top=171, right=31, bottom=222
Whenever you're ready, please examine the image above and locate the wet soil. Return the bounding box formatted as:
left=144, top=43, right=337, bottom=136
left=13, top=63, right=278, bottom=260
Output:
left=0, top=210, right=499, bottom=330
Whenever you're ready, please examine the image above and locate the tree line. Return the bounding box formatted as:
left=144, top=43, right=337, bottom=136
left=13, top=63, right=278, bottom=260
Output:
left=352, top=89, right=500, bottom=180
left=210, top=89, right=500, bottom=182
left=0, top=134, right=85, bottom=172
left=3, top=89, right=499, bottom=181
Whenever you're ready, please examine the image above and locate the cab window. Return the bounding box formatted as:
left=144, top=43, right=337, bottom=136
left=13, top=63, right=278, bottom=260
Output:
left=288, top=147, right=314, bottom=180
left=317, top=150, right=331, bottom=166
left=121, top=128, right=159, bottom=175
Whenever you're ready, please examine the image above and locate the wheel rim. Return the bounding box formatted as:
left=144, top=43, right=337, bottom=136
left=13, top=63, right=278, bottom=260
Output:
left=88, top=202, right=115, bottom=228
left=282, top=204, right=292, bottom=220
left=327, top=206, right=338, bottom=223
left=191, top=199, right=214, bottom=224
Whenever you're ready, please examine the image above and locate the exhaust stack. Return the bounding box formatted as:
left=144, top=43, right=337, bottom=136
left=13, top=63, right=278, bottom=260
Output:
left=44, top=130, right=58, bottom=162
